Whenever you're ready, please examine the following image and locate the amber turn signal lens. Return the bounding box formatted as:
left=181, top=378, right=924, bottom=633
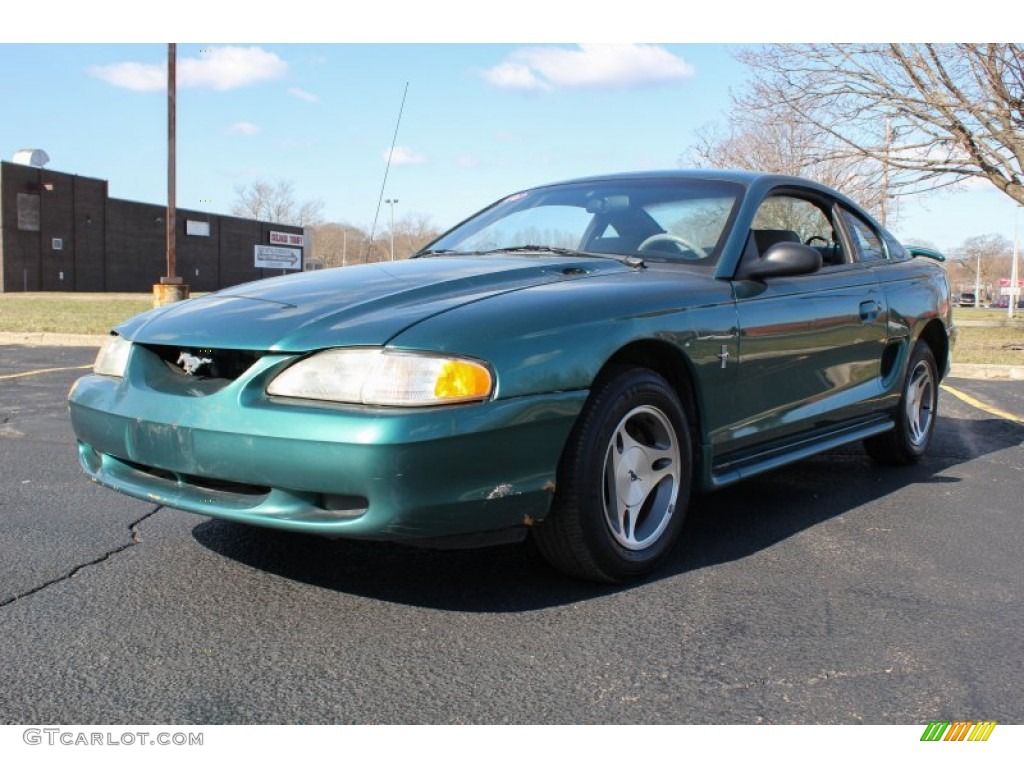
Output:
left=434, top=359, right=493, bottom=401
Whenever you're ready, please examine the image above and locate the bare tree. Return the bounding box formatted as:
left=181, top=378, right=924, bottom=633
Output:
left=309, top=222, right=371, bottom=267
left=231, top=179, right=325, bottom=226
left=385, top=213, right=442, bottom=260
left=687, top=114, right=889, bottom=218
left=949, top=233, right=1014, bottom=299
left=307, top=215, right=440, bottom=267
left=734, top=44, right=1024, bottom=206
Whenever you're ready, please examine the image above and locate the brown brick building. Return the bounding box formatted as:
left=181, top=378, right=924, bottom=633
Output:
left=0, top=160, right=305, bottom=293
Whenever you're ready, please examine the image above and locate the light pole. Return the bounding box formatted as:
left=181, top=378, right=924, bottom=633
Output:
left=1011, top=205, right=1021, bottom=320
left=385, top=198, right=399, bottom=261
left=974, top=251, right=982, bottom=308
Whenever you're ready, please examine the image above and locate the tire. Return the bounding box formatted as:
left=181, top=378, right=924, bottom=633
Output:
left=864, top=341, right=938, bottom=464
left=533, top=367, right=692, bottom=582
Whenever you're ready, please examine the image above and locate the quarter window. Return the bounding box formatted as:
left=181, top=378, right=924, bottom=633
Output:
left=880, top=229, right=910, bottom=262
left=840, top=208, right=886, bottom=262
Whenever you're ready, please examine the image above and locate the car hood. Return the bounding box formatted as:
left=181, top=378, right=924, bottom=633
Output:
left=119, top=255, right=631, bottom=351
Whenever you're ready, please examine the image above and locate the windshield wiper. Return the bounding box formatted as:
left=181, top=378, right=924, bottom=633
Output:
left=411, top=248, right=463, bottom=258
left=478, top=244, right=583, bottom=256
left=477, top=245, right=645, bottom=268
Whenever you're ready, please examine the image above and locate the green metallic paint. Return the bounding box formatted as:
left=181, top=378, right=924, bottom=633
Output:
left=68, top=171, right=955, bottom=545
left=71, top=343, right=587, bottom=538
left=727, top=263, right=888, bottom=451
left=120, top=256, right=628, bottom=352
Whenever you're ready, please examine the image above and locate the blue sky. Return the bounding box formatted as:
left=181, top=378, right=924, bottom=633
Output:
left=2, top=5, right=1022, bottom=255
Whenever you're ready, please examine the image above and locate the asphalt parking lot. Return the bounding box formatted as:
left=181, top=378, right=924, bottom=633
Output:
left=1, top=345, right=1021, bottom=724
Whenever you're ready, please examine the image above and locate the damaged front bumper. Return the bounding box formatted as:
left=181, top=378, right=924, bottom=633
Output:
left=68, top=348, right=585, bottom=542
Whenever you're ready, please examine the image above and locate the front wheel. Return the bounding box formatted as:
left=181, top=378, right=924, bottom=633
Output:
left=865, top=341, right=938, bottom=464
left=533, top=368, right=692, bottom=582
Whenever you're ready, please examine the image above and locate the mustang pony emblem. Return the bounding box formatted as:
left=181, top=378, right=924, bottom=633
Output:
left=177, top=351, right=214, bottom=376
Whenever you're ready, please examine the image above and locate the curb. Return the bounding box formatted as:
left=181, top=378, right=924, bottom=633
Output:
left=0, top=332, right=107, bottom=347
left=948, top=363, right=1024, bottom=381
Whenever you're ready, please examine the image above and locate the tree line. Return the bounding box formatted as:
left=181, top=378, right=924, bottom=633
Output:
left=229, top=178, right=441, bottom=266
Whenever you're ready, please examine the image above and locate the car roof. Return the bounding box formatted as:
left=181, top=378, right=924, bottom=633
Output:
left=555, top=168, right=763, bottom=183
left=531, top=168, right=856, bottom=201
left=529, top=169, right=875, bottom=226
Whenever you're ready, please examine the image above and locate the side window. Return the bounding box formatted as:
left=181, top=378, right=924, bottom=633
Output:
left=880, top=229, right=910, bottom=262
left=751, top=194, right=845, bottom=266
left=839, top=208, right=886, bottom=262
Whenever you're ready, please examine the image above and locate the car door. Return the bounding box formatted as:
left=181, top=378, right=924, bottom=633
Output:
left=724, top=191, right=888, bottom=455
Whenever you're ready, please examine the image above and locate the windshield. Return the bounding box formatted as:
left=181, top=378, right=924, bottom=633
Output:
left=424, top=177, right=743, bottom=265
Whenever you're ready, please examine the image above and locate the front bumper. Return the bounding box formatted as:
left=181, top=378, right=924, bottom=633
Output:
left=68, top=347, right=586, bottom=540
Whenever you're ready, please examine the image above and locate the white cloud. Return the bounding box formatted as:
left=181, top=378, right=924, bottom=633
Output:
left=181, top=47, right=287, bottom=90
left=88, top=61, right=165, bottom=91
left=384, top=146, right=425, bottom=166
left=288, top=87, right=319, bottom=103
left=483, top=44, right=694, bottom=92
left=89, top=46, right=287, bottom=92
left=226, top=122, right=260, bottom=136
left=484, top=62, right=548, bottom=91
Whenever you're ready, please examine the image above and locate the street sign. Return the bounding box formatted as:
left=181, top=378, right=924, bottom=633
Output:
left=254, top=244, right=302, bottom=270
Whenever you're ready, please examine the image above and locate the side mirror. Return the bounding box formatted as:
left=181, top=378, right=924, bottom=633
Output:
left=746, top=242, right=822, bottom=279
left=908, top=246, right=945, bottom=262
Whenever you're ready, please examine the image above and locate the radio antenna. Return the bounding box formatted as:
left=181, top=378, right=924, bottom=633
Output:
left=367, top=82, right=409, bottom=262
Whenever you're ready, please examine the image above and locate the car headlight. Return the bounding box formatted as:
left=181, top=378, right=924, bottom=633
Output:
left=266, top=349, right=494, bottom=406
left=93, top=335, right=132, bottom=378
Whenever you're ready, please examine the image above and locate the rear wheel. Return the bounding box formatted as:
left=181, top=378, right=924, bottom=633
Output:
left=533, top=368, right=692, bottom=582
left=865, top=341, right=938, bottom=464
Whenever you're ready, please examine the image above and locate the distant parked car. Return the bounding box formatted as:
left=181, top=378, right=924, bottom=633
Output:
left=68, top=170, right=956, bottom=582
left=958, top=292, right=976, bottom=307
left=990, top=296, right=1024, bottom=309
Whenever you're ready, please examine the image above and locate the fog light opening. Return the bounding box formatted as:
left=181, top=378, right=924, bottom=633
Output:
left=319, top=494, right=368, bottom=519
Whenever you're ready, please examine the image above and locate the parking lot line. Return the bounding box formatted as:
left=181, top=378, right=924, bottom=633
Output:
left=941, top=384, right=1024, bottom=424
left=0, top=364, right=92, bottom=381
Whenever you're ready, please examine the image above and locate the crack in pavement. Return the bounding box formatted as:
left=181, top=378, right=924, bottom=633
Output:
left=0, top=506, right=163, bottom=608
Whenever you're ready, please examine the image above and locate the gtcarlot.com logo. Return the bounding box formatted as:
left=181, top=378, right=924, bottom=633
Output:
left=23, top=729, right=203, bottom=747
left=920, top=721, right=997, bottom=742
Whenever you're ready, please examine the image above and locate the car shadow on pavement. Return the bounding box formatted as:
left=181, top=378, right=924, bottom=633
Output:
left=191, top=415, right=1023, bottom=612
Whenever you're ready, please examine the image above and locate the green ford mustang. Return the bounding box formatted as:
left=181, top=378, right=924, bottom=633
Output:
left=68, top=170, right=955, bottom=582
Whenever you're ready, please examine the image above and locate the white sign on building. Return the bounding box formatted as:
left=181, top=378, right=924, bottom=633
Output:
left=254, top=244, right=302, bottom=270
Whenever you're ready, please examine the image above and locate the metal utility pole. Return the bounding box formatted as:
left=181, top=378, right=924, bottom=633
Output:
left=167, top=42, right=176, bottom=283
left=154, top=43, right=188, bottom=306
